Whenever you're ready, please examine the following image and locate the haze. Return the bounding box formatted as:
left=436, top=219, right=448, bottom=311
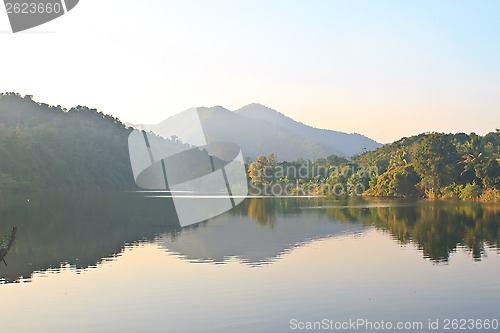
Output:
left=1, top=0, right=499, bottom=143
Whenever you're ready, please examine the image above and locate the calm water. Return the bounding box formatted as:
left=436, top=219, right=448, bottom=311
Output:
left=0, top=193, right=499, bottom=332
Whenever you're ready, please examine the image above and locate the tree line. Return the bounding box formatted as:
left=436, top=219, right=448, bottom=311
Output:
left=0, top=93, right=137, bottom=191
left=247, top=131, right=500, bottom=201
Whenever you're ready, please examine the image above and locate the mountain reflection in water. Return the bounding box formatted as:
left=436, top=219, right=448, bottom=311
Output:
left=0, top=193, right=498, bottom=283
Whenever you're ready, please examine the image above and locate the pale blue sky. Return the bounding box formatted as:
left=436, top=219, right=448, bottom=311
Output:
left=1, top=0, right=499, bottom=142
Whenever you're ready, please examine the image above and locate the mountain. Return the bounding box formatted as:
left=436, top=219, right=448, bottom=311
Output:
left=0, top=93, right=204, bottom=191
left=144, top=104, right=381, bottom=161
left=0, top=93, right=138, bottom=190
left=235, top=103, right=381, bottom=156
left=0, top=93, right=237, bottom=192
left=158, top=201, right=365, bottom=265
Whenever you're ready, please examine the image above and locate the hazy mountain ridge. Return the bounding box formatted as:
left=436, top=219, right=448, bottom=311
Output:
left=146, top=106, right=345, bottom=161
left=144, top=104, right=382, bottom=161
left=235, top=103, right=381, bottom=155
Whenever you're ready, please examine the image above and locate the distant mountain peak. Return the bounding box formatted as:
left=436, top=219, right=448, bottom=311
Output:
left=143, top=103, right=382, bottom=159
left=195, top=105, right=231, bottom=112
left=236, top=103, right=288, bottom=117
left=239, top=102, right=275, bottom=110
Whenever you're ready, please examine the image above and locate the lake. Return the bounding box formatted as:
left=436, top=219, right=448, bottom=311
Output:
left=0, top=193, right=499, bottom=332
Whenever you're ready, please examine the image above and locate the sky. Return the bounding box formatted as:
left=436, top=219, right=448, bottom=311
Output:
left=1, top=0, right=499, bottom=143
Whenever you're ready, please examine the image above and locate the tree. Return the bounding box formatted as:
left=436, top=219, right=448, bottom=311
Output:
left=459, top=133, right=484, bottom=183
left=365, top=164, right=420, bottom=197
left=248, top=155, right=270, bottom=186
left=348, top=169, right=370, bottom=195
left=411, top=133, right=460, bottom=191
left=460, top=182, right=481, bottom=200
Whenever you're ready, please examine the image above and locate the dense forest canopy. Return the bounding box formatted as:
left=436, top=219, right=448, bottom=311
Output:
left=247, top=132, right=500, bottom=201
left=0, top=93, right=138, bottom=190
left=356, top=131, right=500, bottom=200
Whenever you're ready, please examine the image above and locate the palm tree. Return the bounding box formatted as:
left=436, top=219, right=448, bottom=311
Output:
left=460, top=134, right=484, bottom=184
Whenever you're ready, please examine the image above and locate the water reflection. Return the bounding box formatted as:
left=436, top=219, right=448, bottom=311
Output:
left=247, top=198, right=277, bottom=228
left=0, top=193, right=499, bottom=284
left=158, top=198, right=363, bottom=265
left=235, top=196, right=499, bottom=262
left=0, top=192, right=180, bottom=283
left=315, top=198, right=500, bottom=262
left=0, top=226, right=17, bottom=266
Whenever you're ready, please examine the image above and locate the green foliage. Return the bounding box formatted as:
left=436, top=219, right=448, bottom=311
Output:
left=248, top=131, right=498, bottom=201
left=479, top=188, right=500, bottom=202
left=347, top=169, right=371, bottom=195
left=440, top=183, right=464, bottom=199
left=325, top=155, right=349, bottom=166
left=247, top=154, right=357, bottom=195
left=459, top=182, right=481, bottom=201
left=411, top=133, right=460, bottom=190
left=248, top=155, right=273, bottom=187
left=365, top=164, right=420, bottom=197
left=356, top=131, right=499, bottom=202
left=455, top=132, right=500, bottom=190
left=0, top=93, right=182, bottom=191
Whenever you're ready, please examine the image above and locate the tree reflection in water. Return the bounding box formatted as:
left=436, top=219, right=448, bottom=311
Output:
left=0, top=194, right=498, bottom=284
left=239, top=197, right=499, bottom=262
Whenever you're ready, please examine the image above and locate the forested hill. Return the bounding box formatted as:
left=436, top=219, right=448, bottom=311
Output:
left=246, top=131, right=499, bottom=201
left=0, top=93, right=139, bottom=191
left=354, top=131, right=500, bottom=199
